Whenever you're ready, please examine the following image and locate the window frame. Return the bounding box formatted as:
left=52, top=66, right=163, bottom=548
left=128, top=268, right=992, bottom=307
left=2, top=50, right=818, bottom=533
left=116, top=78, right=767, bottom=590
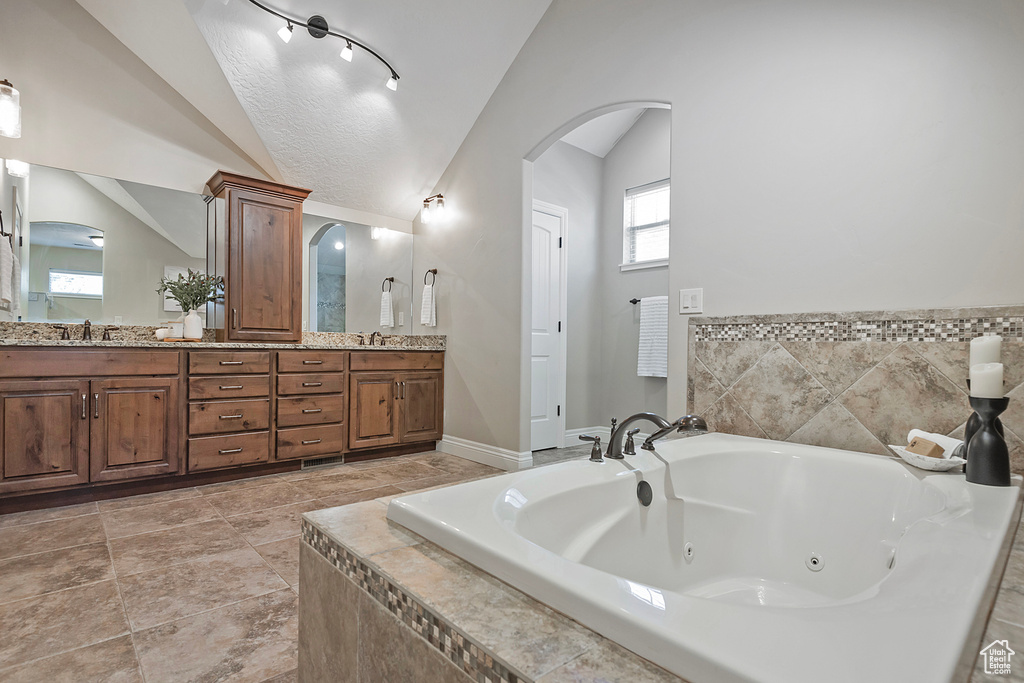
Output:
left=48, top=268, right=103, bottom=299
left=621, top=178, right=670, bottom=270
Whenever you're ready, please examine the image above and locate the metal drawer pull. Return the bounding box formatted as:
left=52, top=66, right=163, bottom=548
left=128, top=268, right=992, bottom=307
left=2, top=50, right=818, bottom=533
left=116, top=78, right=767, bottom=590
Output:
left=302, top=360, right=323, bottom=365
left=301, top=439, right=322, bottom=445
left=219, top=447, right=243, bottom=455
left=302, top=408, right=322, bottom=414
left=81, top=394, right=87, bottom=419
left=219, top=360, right=244, bottom=366
left=302, top=382, right=322, bottom=387
left=219, top=414, right=243, bottom=420
left=93, top=393, right=99, bottom=419
left=219, top=385, right=244, bottom=390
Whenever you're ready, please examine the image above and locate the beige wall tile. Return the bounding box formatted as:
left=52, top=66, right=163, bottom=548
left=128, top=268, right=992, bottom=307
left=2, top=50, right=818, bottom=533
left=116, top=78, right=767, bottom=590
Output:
left=297, top=542, right=358, bottom=683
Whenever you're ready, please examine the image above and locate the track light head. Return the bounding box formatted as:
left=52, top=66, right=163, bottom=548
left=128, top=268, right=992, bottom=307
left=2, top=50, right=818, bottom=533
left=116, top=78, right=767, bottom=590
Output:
left=340, top=42, right=353, bottom=62
left=386, top=75, right=398, bottom=92
left=278, top=22, right=293, bottom=43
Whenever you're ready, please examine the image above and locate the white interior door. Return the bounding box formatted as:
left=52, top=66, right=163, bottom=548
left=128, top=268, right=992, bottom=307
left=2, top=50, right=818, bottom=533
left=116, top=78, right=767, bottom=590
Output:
left=531, top=207, right=563, bottom=451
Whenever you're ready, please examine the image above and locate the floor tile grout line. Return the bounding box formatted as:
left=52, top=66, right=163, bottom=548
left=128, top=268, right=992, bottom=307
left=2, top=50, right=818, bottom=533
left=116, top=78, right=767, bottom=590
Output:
left=0, top=508, right=100, bottom=530
left=0, top=572, right=117, bottom=609
left=129, top=586, right=298, bottom=637
left=0, top=536, right=111, bottom=564
left=0, top=631, right=137, bottom=676
left=104, top=514, right=227, bottom=544
left=109, top=556, right=149, bottom=683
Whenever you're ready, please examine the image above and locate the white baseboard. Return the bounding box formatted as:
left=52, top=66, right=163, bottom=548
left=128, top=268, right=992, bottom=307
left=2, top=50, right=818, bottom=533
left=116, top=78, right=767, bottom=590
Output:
left=439, top=435, right=533, bottom=472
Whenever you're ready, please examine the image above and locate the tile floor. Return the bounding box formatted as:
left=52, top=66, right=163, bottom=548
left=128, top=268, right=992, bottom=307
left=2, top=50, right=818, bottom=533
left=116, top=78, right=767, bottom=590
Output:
left=0, top=450, right=505, bottom=682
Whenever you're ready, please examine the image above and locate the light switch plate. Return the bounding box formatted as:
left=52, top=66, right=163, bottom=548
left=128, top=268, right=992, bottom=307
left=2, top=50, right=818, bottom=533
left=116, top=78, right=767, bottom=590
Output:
left=114, top=316, right=123, bottom=325
left=679, top=288, right=703, bottom=314
left=398, top=311, right=405, bottom=326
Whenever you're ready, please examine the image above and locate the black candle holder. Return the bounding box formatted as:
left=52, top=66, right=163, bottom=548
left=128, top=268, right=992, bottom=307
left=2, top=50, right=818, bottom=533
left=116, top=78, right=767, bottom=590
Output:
left=965, top=396, right=1011, bottom=487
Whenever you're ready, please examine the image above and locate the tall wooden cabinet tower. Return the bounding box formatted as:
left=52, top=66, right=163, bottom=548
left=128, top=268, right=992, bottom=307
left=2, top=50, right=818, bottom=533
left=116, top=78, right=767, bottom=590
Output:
left=206, top=172, right=311, bottom=343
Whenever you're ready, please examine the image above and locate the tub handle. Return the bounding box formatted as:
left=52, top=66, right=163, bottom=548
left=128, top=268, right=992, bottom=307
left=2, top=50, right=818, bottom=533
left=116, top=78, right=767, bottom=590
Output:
left=578, top=434, right=603, bottom=462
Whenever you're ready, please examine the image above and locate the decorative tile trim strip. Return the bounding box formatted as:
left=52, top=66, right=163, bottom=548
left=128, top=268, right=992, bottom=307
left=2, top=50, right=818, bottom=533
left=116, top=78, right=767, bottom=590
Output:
left=302, top=520, right=528, bottom=683
left=694, top=317, right=1024, bottom=343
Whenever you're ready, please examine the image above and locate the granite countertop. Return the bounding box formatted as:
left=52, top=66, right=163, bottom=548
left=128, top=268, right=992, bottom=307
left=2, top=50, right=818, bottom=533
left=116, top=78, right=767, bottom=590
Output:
left=0, top=322, right=445, bottom=351
left=0, top=339, right=446, bottom=351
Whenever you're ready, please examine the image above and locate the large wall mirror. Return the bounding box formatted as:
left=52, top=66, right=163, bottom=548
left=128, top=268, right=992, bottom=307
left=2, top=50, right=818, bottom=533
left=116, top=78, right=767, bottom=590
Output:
left=0, top=161, right=415, bottom=331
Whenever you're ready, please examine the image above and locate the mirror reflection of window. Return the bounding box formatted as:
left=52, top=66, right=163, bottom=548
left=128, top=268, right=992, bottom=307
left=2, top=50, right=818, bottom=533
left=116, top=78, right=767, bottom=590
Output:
left=28, top=222, right=103, bottom=322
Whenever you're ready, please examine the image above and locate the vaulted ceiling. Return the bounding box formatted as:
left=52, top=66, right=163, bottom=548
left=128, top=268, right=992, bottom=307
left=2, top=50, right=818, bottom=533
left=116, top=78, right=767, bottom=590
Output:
left=75, top=0, right=553, bottom=221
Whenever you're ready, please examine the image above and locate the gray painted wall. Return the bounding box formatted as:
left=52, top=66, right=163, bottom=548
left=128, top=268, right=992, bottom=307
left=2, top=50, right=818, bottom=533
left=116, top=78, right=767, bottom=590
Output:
left=413, top=0, right=1024, bottom=454
left=598, top=109, right=670, bottom=425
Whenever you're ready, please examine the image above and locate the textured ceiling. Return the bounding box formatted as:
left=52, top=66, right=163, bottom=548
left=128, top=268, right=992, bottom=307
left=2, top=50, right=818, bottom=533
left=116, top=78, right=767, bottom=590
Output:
left=183, top=0, right=552, bottom=220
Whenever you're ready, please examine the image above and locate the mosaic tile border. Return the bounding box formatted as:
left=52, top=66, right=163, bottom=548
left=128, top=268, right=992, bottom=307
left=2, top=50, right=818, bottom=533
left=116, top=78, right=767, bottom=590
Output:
left=693, top=317, right=1024, bottom=343
left=301, top=520, right=528, bottom=683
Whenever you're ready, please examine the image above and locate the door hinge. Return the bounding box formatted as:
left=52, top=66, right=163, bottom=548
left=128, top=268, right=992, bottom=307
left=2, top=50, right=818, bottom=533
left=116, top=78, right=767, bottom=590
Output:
left=558, top=237, right=562, bottom=248
left=557, top=405, right=560, bottom=416
left=557, top=321, right=561, bottom=332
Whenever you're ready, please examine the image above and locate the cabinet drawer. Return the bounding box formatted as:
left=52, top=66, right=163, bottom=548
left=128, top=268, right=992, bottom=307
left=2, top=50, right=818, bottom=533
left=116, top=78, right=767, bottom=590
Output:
left=349, top=351, right=443, bottom=372
left=277, top=394, right=345, bottom=428
left=278, top=350, right=346, bottom=373
left=189, top=375, right=269, bottom=400
left=276, top=424, right=345, bottom=461
left=0, top=349, right=179, bottom=378
left=189, top=351, right=270, bottom=375
left=189, top=431, right=269, bottom=472
left=189, top=399, right=270, bottom=436
left=277, top=373, right=345, bottom=396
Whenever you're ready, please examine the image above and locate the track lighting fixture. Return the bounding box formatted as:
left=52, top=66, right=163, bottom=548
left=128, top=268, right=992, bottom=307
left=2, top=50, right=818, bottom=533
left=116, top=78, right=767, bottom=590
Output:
left=246, top=0, right=399, bottom=91
left=0, top=79, right=22, bottom=139
left=421, top=194, right=446, bottom=224
left=277, top=21, right=293, bottom=43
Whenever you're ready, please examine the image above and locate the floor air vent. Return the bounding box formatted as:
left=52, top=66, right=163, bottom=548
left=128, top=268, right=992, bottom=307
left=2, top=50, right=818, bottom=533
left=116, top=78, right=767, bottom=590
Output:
left=301, top=455, right=346, bottom=470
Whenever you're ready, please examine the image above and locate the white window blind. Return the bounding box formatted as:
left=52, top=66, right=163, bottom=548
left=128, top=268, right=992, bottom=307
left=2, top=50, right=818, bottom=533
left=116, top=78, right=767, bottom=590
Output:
left=49, top=269, right=103, bottom=298
left=623, top=179, right=670, bottom=265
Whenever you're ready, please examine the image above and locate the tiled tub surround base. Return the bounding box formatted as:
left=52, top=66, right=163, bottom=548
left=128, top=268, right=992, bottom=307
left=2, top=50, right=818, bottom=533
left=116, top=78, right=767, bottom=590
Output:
left=0, top=451, right=498, bottom=683
left=299, top=503, right=681, bottom=683
left=687, top=306, right=1024, bottom=473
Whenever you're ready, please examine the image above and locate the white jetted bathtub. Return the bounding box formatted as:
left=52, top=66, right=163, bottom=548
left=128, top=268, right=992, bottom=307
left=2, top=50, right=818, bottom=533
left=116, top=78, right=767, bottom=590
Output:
left=387, top=433, right=1022, bottom=683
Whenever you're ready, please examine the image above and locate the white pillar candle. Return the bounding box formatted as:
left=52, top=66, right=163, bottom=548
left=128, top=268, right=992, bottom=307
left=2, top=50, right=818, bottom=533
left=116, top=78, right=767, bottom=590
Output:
left=970, top=335, right=1002, bottom=367
left=970, top=362, right=1004, bottom=399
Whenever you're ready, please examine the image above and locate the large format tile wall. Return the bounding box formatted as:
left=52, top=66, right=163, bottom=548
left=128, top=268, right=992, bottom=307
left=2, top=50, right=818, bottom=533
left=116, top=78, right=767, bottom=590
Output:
left=687, top=307, right=1024, bottom=472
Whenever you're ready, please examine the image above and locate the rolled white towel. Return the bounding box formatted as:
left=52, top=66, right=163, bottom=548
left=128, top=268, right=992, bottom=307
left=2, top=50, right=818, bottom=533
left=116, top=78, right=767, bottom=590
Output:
left=0, top=238, right=11, bottom=304
left=380, top=290, right=394, bottom=328
left=907, top=429, right=964, bottom=459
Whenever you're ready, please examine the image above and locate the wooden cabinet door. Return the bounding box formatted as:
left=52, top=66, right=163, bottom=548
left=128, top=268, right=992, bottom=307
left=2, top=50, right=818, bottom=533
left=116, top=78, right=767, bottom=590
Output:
left=91, top=377, right=180, bottom=481
left=0, top=380, right=90, bottom=493
left=348, top=372, right=398, bottom=449
left=399, top=371, right=443, bottom=443
left=226, top=190, right=302, bottom=342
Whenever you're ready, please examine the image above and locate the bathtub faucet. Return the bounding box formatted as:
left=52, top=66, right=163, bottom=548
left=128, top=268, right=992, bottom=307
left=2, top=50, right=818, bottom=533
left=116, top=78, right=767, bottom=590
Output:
left=606, top=412, right=708, bottom=459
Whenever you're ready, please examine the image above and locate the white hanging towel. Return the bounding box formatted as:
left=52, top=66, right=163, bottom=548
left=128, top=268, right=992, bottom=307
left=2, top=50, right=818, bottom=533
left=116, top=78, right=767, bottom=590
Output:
left=10, top=253, right=20, bottom=314
left=637, top=296, right=668, bottom=378
left=380, top=290, right=394, bottom=328
left=0, top=238, right=12, bottom=304
left=420, top=283, right=436, bottom=327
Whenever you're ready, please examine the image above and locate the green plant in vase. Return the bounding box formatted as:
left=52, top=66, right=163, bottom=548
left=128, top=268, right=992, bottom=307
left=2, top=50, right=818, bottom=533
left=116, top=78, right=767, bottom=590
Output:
left=156, top=270, right=224, bottom=340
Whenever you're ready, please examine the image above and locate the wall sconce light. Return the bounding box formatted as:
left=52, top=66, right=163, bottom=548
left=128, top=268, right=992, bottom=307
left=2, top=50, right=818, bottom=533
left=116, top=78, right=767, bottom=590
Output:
left=371, top=227, right=389, bottom=240
left=5, top=159, right=29, bottom=178
left=421, top=194, right=446, bottom=224
left=0, top=80, right=22, bottom=139
left=88, top=235, right=104, bottom=248
left=246, top=0, right=399, bottom=92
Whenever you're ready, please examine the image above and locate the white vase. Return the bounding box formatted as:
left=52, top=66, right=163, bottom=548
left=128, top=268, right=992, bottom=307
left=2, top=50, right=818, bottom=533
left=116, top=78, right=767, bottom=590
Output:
left=183, top=309, right=203, bottom=340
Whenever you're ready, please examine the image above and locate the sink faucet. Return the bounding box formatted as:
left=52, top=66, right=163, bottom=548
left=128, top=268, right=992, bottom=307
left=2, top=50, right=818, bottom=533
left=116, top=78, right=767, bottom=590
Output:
left=606, top=412, right=708, bottom=459
left=82, top=319, right=91, bottom=341
left=368, top=331, right=382, bottom=346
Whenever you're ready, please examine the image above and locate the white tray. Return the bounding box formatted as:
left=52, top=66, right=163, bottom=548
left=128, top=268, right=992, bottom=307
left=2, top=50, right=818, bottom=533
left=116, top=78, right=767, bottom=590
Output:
left=889, top=445, right=966, bottom=472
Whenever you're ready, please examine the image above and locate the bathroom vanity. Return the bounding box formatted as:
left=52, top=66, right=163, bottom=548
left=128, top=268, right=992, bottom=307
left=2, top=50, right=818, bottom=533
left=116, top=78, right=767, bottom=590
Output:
left=0, top=339, right=444, bottom=512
